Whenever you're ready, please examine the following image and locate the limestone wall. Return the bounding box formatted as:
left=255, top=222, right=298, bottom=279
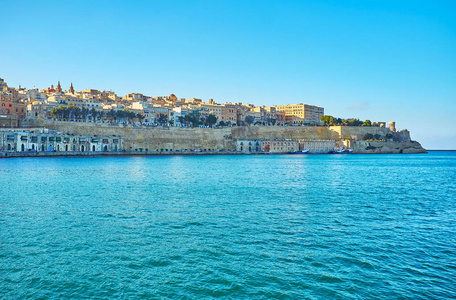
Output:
left=20, top=119, right=425, bottom=154
left=231, top=126, right=340, bottom=140
left=354, top=141, right=426, bottom=154
left=20, top=119, right=234, bottom=151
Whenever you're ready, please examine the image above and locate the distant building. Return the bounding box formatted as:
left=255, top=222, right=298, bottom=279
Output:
left=274, top=103, right=324, bottom=125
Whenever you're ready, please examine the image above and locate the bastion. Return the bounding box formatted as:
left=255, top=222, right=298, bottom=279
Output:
left=18, top=119, right=426, bottom=154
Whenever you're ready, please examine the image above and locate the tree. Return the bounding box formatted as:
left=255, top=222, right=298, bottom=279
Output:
left=219, top=121, right=226, bottom=127
left=158, top=113, right=168, bottom=124
left=50, top=107, right=58, bottom=119
left=107, top=109, right=116, bottom=122
left=245, top=116, right=254, bottom=126
left=191, top=115, right=199, bottom=127
left=178, top=116, right=185, bottom=125
left=320, top=115, right=335, bottom=126
left=362, top=119, right=372, bottom=126
left=374, top=134, right=381, bottom=140
left=184, top=115, right=193, bottom=126
left=386, top=133, right=393, bottom=140
left=364, top=133, right=374, bottom=140
left=98, top=110, right=105, bottom=121
left=206, top=114, right=217, bottom=127
left=90, top=108, right=97, bottom=121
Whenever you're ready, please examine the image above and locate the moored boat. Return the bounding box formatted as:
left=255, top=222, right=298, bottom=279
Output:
left=290, top=149, right=310, bottom=154
left=333, top=148, right=353, bottom=154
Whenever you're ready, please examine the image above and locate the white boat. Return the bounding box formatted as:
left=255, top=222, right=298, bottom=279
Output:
left=333, top=148, right=353, bottom=154
left=291, top=149, right=309, bottom=154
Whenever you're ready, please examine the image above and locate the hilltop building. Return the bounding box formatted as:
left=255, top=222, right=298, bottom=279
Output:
left=274, top=103, right=324, bottom=125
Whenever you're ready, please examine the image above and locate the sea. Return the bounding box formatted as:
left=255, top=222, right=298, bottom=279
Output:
left=1, top=151, right=455, bottom=299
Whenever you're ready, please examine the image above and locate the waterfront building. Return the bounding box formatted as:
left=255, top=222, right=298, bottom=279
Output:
left=298, top=140, right=337, bottom=153
left=236, top=139, right=298, bottom=153
left=236, top=139, right=262, bottom=153
left=262, top=140, right=298, bottom=153
left=0, top=129, right=123, bottom=153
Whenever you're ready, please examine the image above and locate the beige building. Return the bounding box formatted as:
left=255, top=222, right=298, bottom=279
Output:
left=298, top=140, right=337, bottom=153
left=221, top=104, right=237, bottom=124
left=275, top=103, right=324, bottom=125
left=198, top=103, right=222, bottom=124
left=262, top=140, right=298, bottom=153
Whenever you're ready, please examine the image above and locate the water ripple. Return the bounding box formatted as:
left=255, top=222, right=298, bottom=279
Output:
left=1, top=152, right=455, bottom=298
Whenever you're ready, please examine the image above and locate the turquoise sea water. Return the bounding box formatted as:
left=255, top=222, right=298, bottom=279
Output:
left=1, top=152, right=455, bottom=299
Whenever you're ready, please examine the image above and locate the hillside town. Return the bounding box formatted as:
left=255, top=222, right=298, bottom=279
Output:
left=0, top=77, right=426, bottom=156
left=0, top=78, right=326, bottom=128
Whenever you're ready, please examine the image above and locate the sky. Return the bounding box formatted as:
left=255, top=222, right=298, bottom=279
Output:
left=1, top=0, right=455, bottom=149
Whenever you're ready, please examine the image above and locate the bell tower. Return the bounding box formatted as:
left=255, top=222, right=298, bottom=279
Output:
left=56, top=81, right=62, bottom=93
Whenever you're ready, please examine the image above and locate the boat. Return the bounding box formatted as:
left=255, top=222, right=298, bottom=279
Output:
left=290, top=149, right=309, bottom=154
left=332, top=148, right=353, bottom=154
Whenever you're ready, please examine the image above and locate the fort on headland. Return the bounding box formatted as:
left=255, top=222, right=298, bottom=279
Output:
left=0, top=77, right=426, bottom=157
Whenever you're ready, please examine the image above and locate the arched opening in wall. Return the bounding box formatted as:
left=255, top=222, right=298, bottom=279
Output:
left=93, top=145, right=96, bottom=152
left=256, top=142, right=260, bottom=152
left=57, top=145, right=60, bottom=151
left=104, top=145, right=108, bottom=152
left=41, top=145, right=44, bottom=151
left=65, top=145, right=68, bottom=151
left=81, top=145, right=84, bottom=152
left=7, top=144, right=11, bottom=150
left=21, top=144, right=25, bottom=151
left=31, top=144, right=35, bottom=150
left=73, top=145, right=76, bottom=151
left=249, top=146, right=252, bottom=152
left=115, top=145, right=118, bottom=151
left=49, top=145, right=53, bottom=151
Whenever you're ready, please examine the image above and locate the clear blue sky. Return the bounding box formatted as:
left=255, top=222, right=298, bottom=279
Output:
left=1, top=0, right=455, bottom=149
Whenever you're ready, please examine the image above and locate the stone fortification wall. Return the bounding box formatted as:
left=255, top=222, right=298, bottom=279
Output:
left=20, top=119, right=425, bottom=154
left=329, top=126, right=412, bottom=142
left=20, top=119, right=234, bottom=151
left=354, top=141, right=426, bottom=154
left=231, top=126, right=340, bottom=140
